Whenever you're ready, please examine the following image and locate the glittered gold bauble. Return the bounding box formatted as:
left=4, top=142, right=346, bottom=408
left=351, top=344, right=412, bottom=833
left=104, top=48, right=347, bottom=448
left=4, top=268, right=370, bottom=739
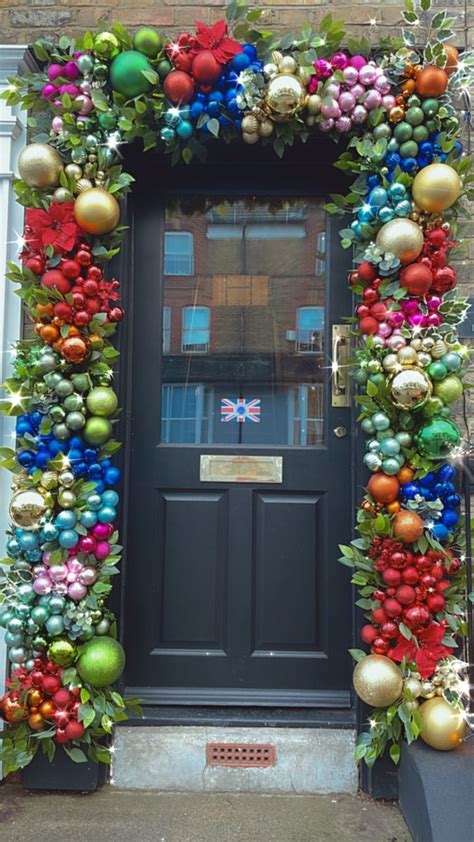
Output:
left=353, top=655, right=403, bottom=708
left=47, top=638, right=78, bottom=667
left=419, top=697, right=466, bottom=750
left=265, top=73, right=305, bottom=121
left=9, top=489, right=47, bottom=530
left=393, top=510, right=424, bottom=543
left=73, top=188, right=120, bottom=235
left=18, top=143, right=63, bottom=189
left=412, top=164, right=461, bottom=213
left=376, top=219, right=424, bottom=264
left=390, top=366, right=432, bottom=410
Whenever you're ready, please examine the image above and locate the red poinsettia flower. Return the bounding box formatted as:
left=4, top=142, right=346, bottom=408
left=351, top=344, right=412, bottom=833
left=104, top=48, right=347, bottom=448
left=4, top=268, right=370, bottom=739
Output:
left=24, top=202, right=83, bottom=256
left=391, top=621, right=454, bottom=679
left=192, top=19, right=242, bottom=64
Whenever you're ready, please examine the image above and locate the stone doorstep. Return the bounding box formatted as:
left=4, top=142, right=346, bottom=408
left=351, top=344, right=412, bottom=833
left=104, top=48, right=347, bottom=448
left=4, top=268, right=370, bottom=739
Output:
left=111, top=726, right=358, bottom=794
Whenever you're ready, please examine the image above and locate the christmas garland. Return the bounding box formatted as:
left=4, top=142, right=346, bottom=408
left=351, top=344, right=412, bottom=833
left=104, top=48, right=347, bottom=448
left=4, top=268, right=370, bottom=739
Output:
left=0, top=0, right=473, bottom=774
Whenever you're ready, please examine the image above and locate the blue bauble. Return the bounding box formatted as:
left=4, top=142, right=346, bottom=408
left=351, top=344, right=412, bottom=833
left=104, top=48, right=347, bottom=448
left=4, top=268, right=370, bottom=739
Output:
left=84, top=447, right=99, bottom=462
left=16, top=421, right=33, bottom=436
left=394, top=199, right=412, bottom=217
left=401, top=157, right=418, bottom=173
left=35, top=452, right=49, bottom=469
left=191, top=100, right=204, bottom=119
left=243, top=43, right=257, bottom=59
left=102, top=490, right=119, bottom=507
left=176, top=120, right=194, bottom=140
left=442, top=510, right=459, bottom=528
left=80, top=510, right=97, bottom=528
left=388, top=182, right=407, bottom=201
left=88, top=463, right=104, bottom=479
left=58, top=529, right=78, bottom=549
left=18, top=450, right=35, bottom=467
left=378, top=206, right=395, bottom=223
left=445, top=493, right=461, bottom=507
left=207, top=101, right=220, bottom=117
left=94, top=480, right=106, bottom=494
left=358, top=206, right=375, bottom=223
left=105, top=466, right=121, bottom=485
left=432, top=523, right=449, bottom=542
left=438, top=464, right=455, bottom=483
left=401, top=483, right=419, bottom=499
left=231, top=52, right=251, bottom=72
left=422, top=472, right=436, bottom=487
left=97, top=505, right=116, bottom=524
left=6, top=538, right=21, bottom=557
left=452, top=141, right=463, bottom=157
left=87, top=493, right=102, bottom=511
left=439, top=152, right=447, bottom=162
left=369, top=187, right=388, bottom=206
left=385, top=152, right=401, bottom=169
left=49, top=440, right=66, bottom=455
left=209, top=90, right=224, bottom=103
left=55, top=510, right=76, bottom=529
left=67, top=448, right=83, bottom=463
left=25, top=549, right=42, bottom=562
left=419, top=141, right=434, bottom=157
left=160, top=127, right=175, bottom=143
left=31, top=411, right=43, bottom=426
left=18, top=532, right=39, bottom=551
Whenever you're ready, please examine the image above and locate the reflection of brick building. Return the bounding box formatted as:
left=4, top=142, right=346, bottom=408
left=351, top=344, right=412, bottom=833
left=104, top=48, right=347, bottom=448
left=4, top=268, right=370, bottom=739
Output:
left=161, top=200, right=327, bottom=446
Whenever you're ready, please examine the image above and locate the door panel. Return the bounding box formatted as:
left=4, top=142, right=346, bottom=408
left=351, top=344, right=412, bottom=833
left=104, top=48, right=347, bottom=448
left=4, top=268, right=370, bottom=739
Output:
left=123, top=155, right=353, bottom=706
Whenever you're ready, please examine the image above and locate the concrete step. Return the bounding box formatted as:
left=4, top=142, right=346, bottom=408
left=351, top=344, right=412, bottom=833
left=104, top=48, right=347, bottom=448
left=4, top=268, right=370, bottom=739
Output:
left=112, top=726, right=358, bottom=794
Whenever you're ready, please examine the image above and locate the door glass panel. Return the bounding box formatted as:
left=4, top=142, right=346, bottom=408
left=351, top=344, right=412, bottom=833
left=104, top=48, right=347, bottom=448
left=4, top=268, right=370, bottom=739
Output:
left=161, top=197, right=326, bottom=446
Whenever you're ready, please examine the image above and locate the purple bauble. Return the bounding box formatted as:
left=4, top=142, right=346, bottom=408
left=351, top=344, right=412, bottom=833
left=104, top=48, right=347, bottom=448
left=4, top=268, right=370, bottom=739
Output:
left=375, top=75, right=391, bottom=95
left=321, top=99, right=341, bottom=120
left=68, top=581, right=88, bottom=601
left=342, top=66, right=358, bottom=86
left=350, top=55, right=367, bottom=71
left=33, top=575, right=52, bottom=596
left=331, top=52, right=349, bottom=70
left=318, top=118, right=335, bottom=132
left=65, top=61, right=79, bottom=80
left=387, top=311, right=404, bottom=329
left=42, top=551, right=53, bottom=565
left=339, top=91, right=356, bottom=112
left=402, top=299, right=420, bottom=315
left=51, top=116, right=63, bottom=133
left=364, top=89, right=383, bottom=110
left=49, top=563, right=68, bottom=583
left=358, top=64, right=377, bottom=86
left=334, top=115, right=352, bottom=132
left=47, top=63, right=63, bottom=81
left=377, top=322, right=392, bottom=338
left=79, top=567, right=97, bottom=586
left=351, top=105, right=368, bottom=124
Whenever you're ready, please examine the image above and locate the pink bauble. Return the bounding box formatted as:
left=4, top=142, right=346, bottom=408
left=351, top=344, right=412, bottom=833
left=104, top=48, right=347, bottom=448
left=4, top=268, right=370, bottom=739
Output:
left=326, top=82, right=341, bottom=99
left=307, top=76, right=319, bottom=95
left=74, top=94, right=93, bottom=115
left=79, top=535, right=96, bottom=553
left=79, top=567, right=97, bottom=586
left=408, top=313, right=425, bottom=327
left=313, top=58, right=332, bottom=79
left=331, top=52, right=349, bottom=70
left=342, top=66, right=358, bottom=86
left=364, top=89, right=383, bottom=110
left=334, top=116, right=352, bottom=132
left=351, top=105, right=368, bottom=124
left=49, top=564, right=68, bottom=583
left=95, top=541, right=110, bottom=561
left=59, top=83, right=79, bottom=97
left=321, top=99, right=341, bottom=120
left=387, top=311, right=404, bottom=329
left=92, top=523, right=110, bottom=540
left=402, top=299, right=420, bottom=315
left=427, top=313, right=441, bottom=327
left=383, top=95, right=396, bottom=109
left=351, top=83, right=365, bottom=100
left=427, top=295, right=441, bottom=310
left=42, top=551, right=53, bottom=565
left=42, top=83, right=58, bottom=99
left=47, top=64, right=63, bottom=81
left=339, top=91, right=355, bottom=112
left=67, top=558, right=83, bottom=575
left=68, top=581, right=88, bottom=601
left=350, top=55, right=367, bottom=71
left=358, top=65, right=377, bottom=86
left=372, top=336, right=386, bottom=348
left=32, top=564, right=47, bottom=577
left=65, top=61, right=79, bottom=80
left=377, top=321, right=392, bottom=338
left=33, top=575, right=52, bottom=595
left=319, top=118, right=335, bottom=132
left=375, top=76, right=391, bottom=95
left=51, top=116, right=63, bottom=133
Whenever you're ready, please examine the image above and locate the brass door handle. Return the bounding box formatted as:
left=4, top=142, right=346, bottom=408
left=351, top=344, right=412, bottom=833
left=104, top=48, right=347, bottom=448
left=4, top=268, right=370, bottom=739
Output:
left=332, top=324, right=351, bottom=407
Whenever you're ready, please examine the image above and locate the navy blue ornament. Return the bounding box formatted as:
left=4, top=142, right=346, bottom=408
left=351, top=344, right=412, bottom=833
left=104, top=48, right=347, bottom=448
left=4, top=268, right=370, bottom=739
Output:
left=401, top=483, right=420, bottom=499
left=438, top=464, right=455, bottom=483
left=442, top=510, right=459, bottom=528
left=400, top=157, right=418, bottom=173
left=231, top=52, right=251, bottom=72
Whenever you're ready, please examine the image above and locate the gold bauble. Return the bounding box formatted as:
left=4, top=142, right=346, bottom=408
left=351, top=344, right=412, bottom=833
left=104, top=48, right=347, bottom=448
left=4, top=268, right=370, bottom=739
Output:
left=18, top=143, right=63, bottom=189
left=263, top=62, right=278, bottom=79
left=279, top=55, right=297, bottom=75
left=271, top=50, right=283, bottom=67
left=258, top=119, right=274, bottom=137
left=298, top=66, right=313, bottom=85
left=390, top=366, right=432, bottom=410
left=9, top=489, right=47, bottom=530
left=265, top=74, right=305, bottom=121
left=39, top=470, right=59, bottom=490
left=76, top=178, right=94, bottom=193
left=73, top=188, right=120, bottom=235
left=375, top=218, right=424, bottom=265
left=353, top=655, right=403, bottom=708
left=242, top=131, right=259, bottom=145
left=397, top=346, right=418, bottom=366
left=430, top=339, right=448, bottom=359
left=64, top=163, right=83, bottom=180
left=306, top=94, right=321, bottom=115
left=389, top=106, right=405, bottom=123
left=241, top=114, right=259, bottom=134
left=412, top=163, right=461, bottom=214
left=53, top=187, right=72, bottom=204
left=404, top=677, right=422, bottom=698
left=419, top=698, right=467, bottom=751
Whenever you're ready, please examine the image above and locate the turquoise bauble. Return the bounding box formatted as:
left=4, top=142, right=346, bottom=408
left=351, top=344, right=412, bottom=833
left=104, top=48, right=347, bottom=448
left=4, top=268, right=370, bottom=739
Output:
left=369, top=187, right=388, bottom=207
left=394, top=200, right=412, bottom=217
left=389, top=182, right=407, bottom=201
left=110, top=51, right=155, bottom=98
left=378, top=206, right=395, bottom=223
left=18, top=584, right=35, bottom=604
left=46, top=615, right=65, bottom=636
left=416, top=418, right=461, bottom=459
left=77, top=636, right=125, bottom=688
left=31, top=605, right=49, bottom=625
left=442, top=352, right=462, bottom=372
left=380, top=437, right=401, bottom=456
left=372, top=412, right=391, bottom=431
left=428, top=361, right=448, bottom=381
left=86, top=386, right=118, bottom=417
left=361, top=418, right=375, bottom=434
left=49, top=595, right=66, bottom=614
left=395, top=432, right=412, bottom=447
left=382, top=458, right=401, bottom=475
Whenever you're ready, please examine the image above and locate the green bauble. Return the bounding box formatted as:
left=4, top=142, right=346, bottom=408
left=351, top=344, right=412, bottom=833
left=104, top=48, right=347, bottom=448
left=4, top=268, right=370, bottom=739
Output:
left=133, top=26, right=163, bottom=58
left=31, top=605, right=49, bottom=625
left=405, top=106, right=424, bottom=126
left=433, top=375, right=463, bottom=405
left=427, top=361, right=448, bottom=382
left=110, top=51, right=155, bottom=98
left=394, top=122, right=413, bottom=142
left=413, top=125, right=429, bottom=143
left=77, top=636, right=125, bottom=688
left=93, top=32, right=120, bottom=59
left=86, top=386, right=118, bottom=417
left=47, top=637, right=78, bottom=667
left=400, top=140, right=418, bottom=159
left=71, top=373, right=90, bottom=393
left=157, top=58, right=172, bottom=79
left=46, top=614, right=65, bottom=636
left=83, top=417, right=113, bottom=445
left=98, top=111, right=118, bottom=131
left=416, top=418, right=461, bottom=459
left=422, top=98, right=439, bottom=117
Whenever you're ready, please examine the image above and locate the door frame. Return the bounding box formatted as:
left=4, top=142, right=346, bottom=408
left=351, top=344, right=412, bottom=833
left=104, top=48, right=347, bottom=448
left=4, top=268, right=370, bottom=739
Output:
left=112, top=137, right=359, bottom=721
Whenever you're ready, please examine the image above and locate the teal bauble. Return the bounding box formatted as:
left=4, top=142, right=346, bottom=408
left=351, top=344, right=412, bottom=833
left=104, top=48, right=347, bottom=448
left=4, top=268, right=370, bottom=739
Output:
left=378, top=206, right=395, bottom=223
left=353, top=369, right=368, bottom=385
left=133, top=26, right=163, bottom=58
left=395, top=200, right=412, bottom=217
left=389, top=182, right=407, bottom=201
left=380, top=437, right=401, bottom=456
left=370, top=187, right=388, bottom=207
left=372, top=412, right=391, bottom=431
left=46, top=615, right=65, bottom=636
left=17, top=584, right=35, bottom=604
left=428, top=361, right=448, bottom=381
left=416, top=418, right=461, bottom=459
left=31, top=605, right=49, bottom=625
left=382, top=458, right=401, bottom=475
left=361, top=418, right=375, bottom=434
left=442, top=352, right=462, bottom=372
left=83, top=416, right=113, bottom=445
left=110, top=51, right=155, bottom=98
left=86, top=386, right=118, bottom=417
left=49, top=594, right=66, bottom=614
left=395, top=432, right=412, bottom=447
left=77, top=636, right=125, bottom=688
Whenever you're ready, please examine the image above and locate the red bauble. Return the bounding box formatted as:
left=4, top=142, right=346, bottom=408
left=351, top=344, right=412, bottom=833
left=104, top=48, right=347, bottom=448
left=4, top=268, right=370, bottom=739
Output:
left=72, top=292, right=86, bottom=309
left=163, top=70, right=195, bottom=104
left=436, top=580, right=450, bottom=594
left=390, top=551, right=407, bottom=569
left=371, top=607, right=388, bottom=625
left=372, top=637, right=390, bottom=655
left=53, top=302, right=73, bottom=322
left=400, top=262, right=433, bottom=296
left=85, top=299, right=101, bottom=316
left=370, top=302, right=388, bottom=321
left=74, top=310, right=91, bottom=327
left=42, top=675, right=61, bottom=695
left=363, top=287, right=379, bottom=305
left=83, top=279, right=99, bottom=297
left=381, top=621, right=398, bottom=639
left=357, top=261, right=377, bottom=282
left=26, top=256, right=45, bottom=275
left=52, top=689, right=71, bottom=709
left=359, top=316, right=379, bottom=335
left=109, top=306, right=124, bottom=322
left=192, top=50, right=222, bottom=85
left=426, top=228, right=447, bottom=249
left=55, top=728, right=69, bottom=744
left=430, top=564, right=444, bottom=582
left=86, top=266, right=103, bottom=281
left=382, top=568, right=402, bottom=587
left=384, top=598, right=403, bottom=618
left=431, top=265, right=457, bottom=293
left=404, top=605, right=431, bottom=627
left=61, top=259, right=81, bottom=280
left=65, top=720, right=85, bottom=741
left=373, top=590, right=386, bottom=602
left=356, top=304, right=370, bottom=319
left=427, top=593, right=445, bottom=612
left=395, top=584, right=416, bottom=605
left=360, top=624, right=378, bottom=644
left=41, top=269, right=71, bottom=296
left=416, top=554, right=432, bottom=572
left=402, top=566, right=419, bottom=585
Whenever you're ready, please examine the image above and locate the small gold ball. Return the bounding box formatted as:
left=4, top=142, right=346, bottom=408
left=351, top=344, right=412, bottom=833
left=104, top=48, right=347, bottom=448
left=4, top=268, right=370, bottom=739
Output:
left=53, top=187, right=72, bottom=204
left=242, top=131, right=260, bottom=145
left=9, top=489, right=47, bottom=530
left=241, top=114, right=260, bottom=134
left=263, top=62, right=278, bottom=79
left=64, top=163, right=83, bottom=180
left=258, top=118, right=274, bottom=137
left=279, top=55, right=297, bottom=75
left=306, top=94, right=321, bottom=115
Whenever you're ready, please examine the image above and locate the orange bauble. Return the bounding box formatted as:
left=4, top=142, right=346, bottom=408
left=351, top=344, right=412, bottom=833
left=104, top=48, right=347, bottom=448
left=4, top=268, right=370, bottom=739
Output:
left=393, top=510, right=424, bottom=543
left=28, top=713, right=46, bottom=730
left=61, top=335, right=91, bottom=364
left=39, top=700, right=56, bottom=719
left=415, top=66, right=448, bottom=98
left=386, top=501, right=401, bottom=514
left=397, top=466, right=415, bottom=485
left=443, top=44, right=459, bottom=76
left=402, top=79, right=416, bottom=96
left=40, top=324, right=60, bottom=343
left=0, top=693, right=28, bottom=724
left=367, top=473, right=400, bottom=504
left=27, top=688, right=44, bottom=707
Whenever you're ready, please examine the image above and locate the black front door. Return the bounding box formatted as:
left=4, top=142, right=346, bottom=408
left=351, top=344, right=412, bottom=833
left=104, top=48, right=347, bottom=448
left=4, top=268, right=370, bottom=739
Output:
left=123, top=146, right=353, bottom=706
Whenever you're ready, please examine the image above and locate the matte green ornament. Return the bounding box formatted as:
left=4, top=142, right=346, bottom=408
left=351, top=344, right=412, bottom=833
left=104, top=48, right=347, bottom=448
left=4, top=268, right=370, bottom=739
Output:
left=32, top=635, right=48, bottom=650
left=422, top=98, right=439, bottom=117
left=71, top=373, right=90, bottom=393
left=433, top=375, right=463, bottom=405
left=394, top=122, right=413, bottom=142
left=63, top=393, right=84, bottom=412
left=84, top=416, right=113, bottom=445
left=133, top=26, right=163, bottom=58
left=66, top=411, right=86, bottom=431
left=400, top=140, right=418, bottom=159
left=110, top=51, right=155, bottom=98
left=47, top=637, right=78, bottom=667
left=412, top=125, right=429, bottom=143
left=157, top=58, right=172, bottom=79
left=77, top=636, right=125, bottom=688
left=405, top=106, right=424, bottom=126
left=86, top=386, right=118, bottom=417
left=382, top=458, right=400, bottom=475
left=416, top=417, right=461, bottom=459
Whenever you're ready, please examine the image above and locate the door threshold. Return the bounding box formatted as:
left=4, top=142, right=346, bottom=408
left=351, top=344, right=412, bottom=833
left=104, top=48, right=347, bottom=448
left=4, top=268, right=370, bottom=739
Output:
left=121, top=706, right=356, bottom=729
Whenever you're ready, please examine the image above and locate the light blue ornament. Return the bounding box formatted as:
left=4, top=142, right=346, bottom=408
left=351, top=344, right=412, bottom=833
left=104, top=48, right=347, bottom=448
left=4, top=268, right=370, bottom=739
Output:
left=176, top=120, right=194, bottom=140
left=58, top=529, right=78, bottom=549
left=394, top=200, right=412, bottom=217
left=395, top=432, right=412, bottom=447
left=87, top=494, right=102, bottom=511
left=40, top=522, right=59, bottom=542
left=364, top=453, right=382, bottom=471
left=372, top=412, right=390, bottom=431
left=369, top=187, right=388, bottom=207
left=17, top=583, right=36, bottom=604
left=382, top=458, right=401, bottom=475
left=164, top=108, right=181, bottom=127
left=97, top=505, right=116, bottom=524
left=388, top=182, right=407, bottom=201
left=102, top=490, right=119, bottom=507
left=18, top=532, right=39, bottom=551
left=80, top=510, right=97, bottom=528
left=380, top=437, right=401, bottom=456
left=55, top=510, right=77, bottom=530
left=46, top=615, right=65, bottom=636
left=49, top=594, right=66, bottom=614
left=160, top=126, right=175, bottom=143
left=6, top=537, right=21, bottom=557
left=9, top=646, right=27, bottom=663
left=378, top=206, right=395, bottom=223
left=25, top=549, right=42, bottom=562
left=377, top=428, right=395, bottom=441
left=441, top=352, right=462, bottom=372
left=358, top=206, right=376, bottom=223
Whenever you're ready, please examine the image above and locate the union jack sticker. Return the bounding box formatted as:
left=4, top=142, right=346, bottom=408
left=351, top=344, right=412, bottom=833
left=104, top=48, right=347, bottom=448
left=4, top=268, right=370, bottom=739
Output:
left=220, top=398, right=261, bottom=423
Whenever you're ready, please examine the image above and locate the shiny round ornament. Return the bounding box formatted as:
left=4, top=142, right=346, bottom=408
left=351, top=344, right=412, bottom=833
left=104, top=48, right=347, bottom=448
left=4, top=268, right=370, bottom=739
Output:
left=415, top=66, right=448, bottom=98
left=58, top=489, right=76, bottom=509
left=393, top=510, right=424, bottom=542
left=53, top=187, right=72, bottom=204
left=9, top=490, right=47, bottom=530
left=431, top=340, right=448, bottom=360
left=76, top=636, right=125, bottom=688
left=412, top=164, right=461, bottom=213
left=397, top=346, right=418, bottom=366
left=353, top=655, right=403, bottom=707
left=390, top=367, right=432, bottom=410
left=265, top=74, right=305, bottom=121
left=47, top=638, right=78, bottom=667
left=18, top=143, right=63, bottom=189
left=433, top=375, right=463, bottom=405
left=367, top=473, right=400, bottom=504
left=419, top=697, right=466, bottom=750
left=416, top=418, right=461, bottom=459
left=74, top=188, right=120, bottom=235
left=83, top=416, right=113, bottom=446
left=110, top=51, right=155, bottom=98
left=376, top=219, right=424, bottom=264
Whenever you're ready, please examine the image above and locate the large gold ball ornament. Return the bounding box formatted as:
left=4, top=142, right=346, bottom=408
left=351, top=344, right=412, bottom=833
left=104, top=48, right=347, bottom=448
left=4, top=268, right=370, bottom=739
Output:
left=265, top=74, right=305, bottom=121
left=376, top=218, right=424, bottom=264
left=73, top=188, right=120, bottom=235
left=9, top=489, right=47, bottom=530
left=419, top=698, right=467, bottom=751
left=353, top=655, right=403, bottom=708
left=412, top=163, right=461, bottom=213
left=18, top=143, right=63, bottom=189
left=390, top=366, right=432, bottom=410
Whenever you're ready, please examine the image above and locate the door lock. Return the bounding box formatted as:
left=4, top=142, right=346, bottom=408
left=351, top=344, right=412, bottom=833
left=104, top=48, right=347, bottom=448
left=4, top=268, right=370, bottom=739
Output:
left=331, top=324, right=351, bottom=407
left=333, top=426, right=347, bottom=438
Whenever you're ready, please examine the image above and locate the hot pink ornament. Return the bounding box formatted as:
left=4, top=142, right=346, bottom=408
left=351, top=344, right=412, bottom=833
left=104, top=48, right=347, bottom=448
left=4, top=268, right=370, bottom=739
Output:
left=42, top=83, right=58, bottom=99
left=308, top=77, right=319, bottom=95
left=335, top=116, right=352, bottom=132
left=342, top=66, right=358, bottom=86
left=387, top=311, right=404, bottom=329
left=427, top=295, right=441, bottom=310
left=79, top=535, right=96, bottom=553
left=358, top=65, right=377, bottom=86
left=350, top=55, right=367, bottom=71
left=313, top=59, right=332, bottom=79
left=339, top=91, right=356, bottom=112
left=65, top=61, right=79, bottom=80
left=95, top=541, right=110, bottom=561
left=47, top=64, right=63, bottom=81
left=331, top=52, right=349, bottom=70
left=68, top=581, right=88, bottom=601
left=59, top=83, right=80, bottom=97
left=408, top=313, right=425, bottom=327
left=92, top=523, right=109, bottom=540
left=382, top=95, right=396, bottom=109
left=402, top=299, right=420, bottom=315
left=427, top=313, right=441, bottom=327
left=351, top=105, right=368, bottom=124
left=364, top=89, right=383, bottom=110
